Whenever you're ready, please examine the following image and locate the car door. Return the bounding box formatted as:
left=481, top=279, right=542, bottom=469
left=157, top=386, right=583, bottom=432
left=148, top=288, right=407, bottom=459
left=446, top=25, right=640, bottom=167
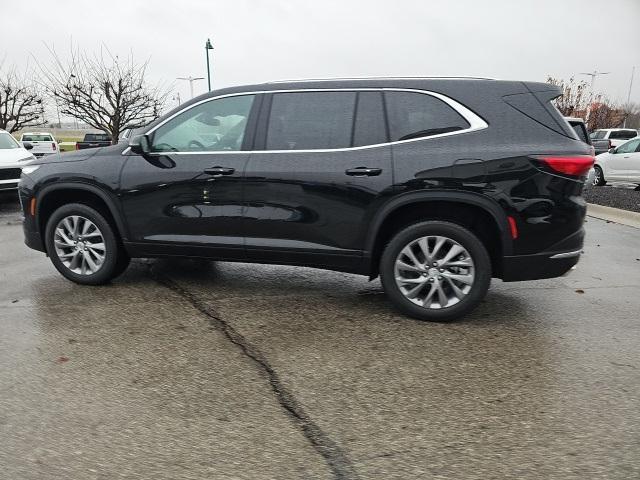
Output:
left=119, top=93, right=259, bottom=259
left=609, top=138, right=640, bottom=181
left=242, top=90, right=392, bottom=271
left=616, top=138, right=640, bottom=181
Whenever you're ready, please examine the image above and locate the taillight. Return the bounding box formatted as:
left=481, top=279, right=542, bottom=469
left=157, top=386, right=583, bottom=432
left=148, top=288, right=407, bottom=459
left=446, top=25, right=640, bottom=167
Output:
left=535, top=155, right=594, bottom=176
left=608, top=139, right=612, bottom=149
left=75, top=143, right=80, bottom=150
left=52, top=142, right=56, bottom=151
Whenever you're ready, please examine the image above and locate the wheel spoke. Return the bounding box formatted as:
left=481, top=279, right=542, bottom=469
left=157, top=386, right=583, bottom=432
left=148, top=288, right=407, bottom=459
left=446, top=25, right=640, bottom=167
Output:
left=88, top=242, right=105, bottom=251
left=445, top=277, right=465, bottom=300
left=430, top=236, right=446, bottom=262
left=422, top=282, right=438, bottom=306
left=442, top=272, right=474, bottom=285
left=400, top=246, right=422, bottom=269
left=83, top=251, right=98, bottom=272
left=396, top=260, right=423, bottom=272
left=405, top=281, right=427, bottom=299
left=436, top=282, right=448, bottom=308
left=396, top=276, right=426, bottom=284
left=439, top=244, right=465, bottom=266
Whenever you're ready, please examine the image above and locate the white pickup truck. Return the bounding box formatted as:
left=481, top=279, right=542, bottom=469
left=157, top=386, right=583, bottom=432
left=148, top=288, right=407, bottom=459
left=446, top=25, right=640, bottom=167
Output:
left=590, top=128, right=638, bottom=155
left=19, top=132, right=59, bottom=158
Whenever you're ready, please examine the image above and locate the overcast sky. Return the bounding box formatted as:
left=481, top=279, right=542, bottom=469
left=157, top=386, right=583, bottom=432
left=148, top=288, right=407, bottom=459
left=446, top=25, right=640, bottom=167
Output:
left=3, top=0, right=639, bottom=111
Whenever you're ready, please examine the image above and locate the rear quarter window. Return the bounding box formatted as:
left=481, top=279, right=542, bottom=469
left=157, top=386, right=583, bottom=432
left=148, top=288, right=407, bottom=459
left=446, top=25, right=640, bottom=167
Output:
left=384, top=92, right=470, bottom=142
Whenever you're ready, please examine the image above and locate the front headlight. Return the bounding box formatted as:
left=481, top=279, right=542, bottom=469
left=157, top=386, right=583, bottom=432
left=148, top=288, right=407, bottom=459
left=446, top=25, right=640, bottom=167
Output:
left=21, top=165, right=40, bottom=175
left=18, top=155, right=36, bottom=162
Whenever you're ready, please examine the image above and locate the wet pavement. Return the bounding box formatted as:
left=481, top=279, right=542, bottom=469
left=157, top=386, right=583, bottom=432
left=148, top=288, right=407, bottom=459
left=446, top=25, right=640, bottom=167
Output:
left=1, top=195, right=639, bottom=479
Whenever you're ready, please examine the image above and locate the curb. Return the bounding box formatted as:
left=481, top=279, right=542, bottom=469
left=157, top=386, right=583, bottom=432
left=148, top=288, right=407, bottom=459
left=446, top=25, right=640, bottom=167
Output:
left=587, top=203, right=640, bottom=229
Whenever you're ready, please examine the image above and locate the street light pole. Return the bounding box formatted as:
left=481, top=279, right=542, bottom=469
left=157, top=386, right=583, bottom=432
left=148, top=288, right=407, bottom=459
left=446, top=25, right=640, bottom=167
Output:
left=177, top=76, right=204, bottom=99
left=623, top=66, right=636, bottom=128
left=579, top=70, right=610, bottom=123
left=205, top=38, right=214, bottom=91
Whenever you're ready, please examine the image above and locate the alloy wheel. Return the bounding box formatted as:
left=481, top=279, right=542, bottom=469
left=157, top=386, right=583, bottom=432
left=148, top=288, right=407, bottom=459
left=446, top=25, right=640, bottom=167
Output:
left=394, top=235, right=475, bottom=309
left=53, top=215, right=106, bottom=275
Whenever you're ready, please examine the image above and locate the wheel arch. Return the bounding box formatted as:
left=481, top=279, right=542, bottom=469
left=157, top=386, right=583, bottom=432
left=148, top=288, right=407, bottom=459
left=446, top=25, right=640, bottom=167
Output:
left=36, top=183, right=128, bottom=246
left=365, top=191, right=513, bottom=278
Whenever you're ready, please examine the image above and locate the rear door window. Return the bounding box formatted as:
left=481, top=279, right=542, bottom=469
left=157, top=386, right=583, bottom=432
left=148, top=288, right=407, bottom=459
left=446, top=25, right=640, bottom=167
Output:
left=266, top=92, right=356, bottom=150
left=591, top=130, right=606, bottom=140
left=385, top=92, right=470, bottom=142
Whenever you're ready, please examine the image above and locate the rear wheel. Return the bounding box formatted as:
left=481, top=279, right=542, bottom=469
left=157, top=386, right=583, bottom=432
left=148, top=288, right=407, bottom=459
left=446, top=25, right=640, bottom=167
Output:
left=380, top=221, right=491, bottom=322
left=593, top=166, right=606, bottom=186
left=45, top=203, right=129, bottom=285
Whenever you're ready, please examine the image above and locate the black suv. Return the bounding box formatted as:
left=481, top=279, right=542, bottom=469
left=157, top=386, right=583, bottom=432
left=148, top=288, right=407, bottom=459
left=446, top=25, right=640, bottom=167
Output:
left=19, top=78, right=593, bottom=321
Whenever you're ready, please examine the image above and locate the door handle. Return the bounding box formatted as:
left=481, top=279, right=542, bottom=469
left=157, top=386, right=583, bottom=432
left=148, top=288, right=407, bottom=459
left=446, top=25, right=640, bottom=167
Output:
left=345, top=167, right=383, bottom=177
left=204, top=166, right=235, bottom=176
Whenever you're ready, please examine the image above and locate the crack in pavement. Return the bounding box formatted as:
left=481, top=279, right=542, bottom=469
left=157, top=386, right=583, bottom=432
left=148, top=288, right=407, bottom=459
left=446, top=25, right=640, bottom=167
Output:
left=147, top=266, right=359, bottom=480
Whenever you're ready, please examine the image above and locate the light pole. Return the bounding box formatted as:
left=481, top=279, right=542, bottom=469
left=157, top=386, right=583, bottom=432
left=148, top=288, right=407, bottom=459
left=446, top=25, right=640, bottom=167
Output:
left=205, top=38, right=213, bottom=91
left=579, top=70, right=610, bottom=122
left=623, top=66, right=636, bottom=128
left=177, top=76, right=204, bottom=99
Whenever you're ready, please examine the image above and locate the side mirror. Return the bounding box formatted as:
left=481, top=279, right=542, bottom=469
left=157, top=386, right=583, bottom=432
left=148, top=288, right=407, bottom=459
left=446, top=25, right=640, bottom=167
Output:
left=608, top=147, right=616, bottom=154
left=22, top=142, right=33, bottom=150
left=129, top=134, right=151, bottom=155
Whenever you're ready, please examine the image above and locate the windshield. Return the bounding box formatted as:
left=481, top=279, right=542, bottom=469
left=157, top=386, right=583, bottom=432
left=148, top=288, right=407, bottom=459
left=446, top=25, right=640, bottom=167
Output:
left=0, top=133, right=20, bottom=149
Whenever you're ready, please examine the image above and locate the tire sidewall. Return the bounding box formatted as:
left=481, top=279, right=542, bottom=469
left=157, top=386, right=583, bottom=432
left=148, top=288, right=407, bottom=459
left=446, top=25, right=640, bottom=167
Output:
left=45, top=203, right=120, bottom=285
left=594, top=166, right=605, bottom=186
left=380, top=221, right=491, bottom=322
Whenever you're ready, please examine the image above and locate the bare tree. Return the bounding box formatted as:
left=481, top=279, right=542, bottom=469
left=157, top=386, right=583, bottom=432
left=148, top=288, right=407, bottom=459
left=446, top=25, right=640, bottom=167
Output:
left=546, top=76, right=589, bottom=117
left=621, top=102, right=640, bottom=129
left=39, top=46, right=168, bottom=143
left=0, top=64, right=45, bottom=133
left=587, top=97, right=625, bottom=131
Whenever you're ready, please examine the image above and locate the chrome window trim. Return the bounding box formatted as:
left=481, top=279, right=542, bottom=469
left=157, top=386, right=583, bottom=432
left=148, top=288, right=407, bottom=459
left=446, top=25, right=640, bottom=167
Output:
left=127, top=88, right=488, bottom=156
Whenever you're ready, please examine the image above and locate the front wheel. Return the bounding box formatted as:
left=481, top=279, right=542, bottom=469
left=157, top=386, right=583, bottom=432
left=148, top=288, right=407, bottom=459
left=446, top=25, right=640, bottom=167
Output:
left=380, top=221, right=491, bottom=322
left=593, top=166, right=606, bottom=186
left=45, top=203, right=129, bottom=285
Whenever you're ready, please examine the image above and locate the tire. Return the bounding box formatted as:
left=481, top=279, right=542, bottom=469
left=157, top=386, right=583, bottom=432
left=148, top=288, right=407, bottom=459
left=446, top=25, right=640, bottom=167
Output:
left=380, top=221, right=491, bottom=322
left=44, top=203, right=128, bottom=285
left=593, top=166, right=606, bottom=186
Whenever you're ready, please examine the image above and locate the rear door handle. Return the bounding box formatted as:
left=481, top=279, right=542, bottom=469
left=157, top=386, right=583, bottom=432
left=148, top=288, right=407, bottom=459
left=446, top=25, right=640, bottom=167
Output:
left=345, top=167, right=383, bottom=177
left=204, top=166, right=235, bottom=176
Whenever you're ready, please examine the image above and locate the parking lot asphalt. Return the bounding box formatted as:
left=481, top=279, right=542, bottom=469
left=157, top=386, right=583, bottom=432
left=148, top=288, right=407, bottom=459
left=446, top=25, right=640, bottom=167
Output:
left=1, top=196, right=640, bottom=480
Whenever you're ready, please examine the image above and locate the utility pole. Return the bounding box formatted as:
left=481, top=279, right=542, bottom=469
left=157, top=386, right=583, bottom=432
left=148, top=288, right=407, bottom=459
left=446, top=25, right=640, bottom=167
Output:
left=172, top=92, right=181, bottom=106
left=623, top=66, right=635, bottom=128
left=177, top=76, right=204, bottom=99
left=205, top=38, right=214, bottom=91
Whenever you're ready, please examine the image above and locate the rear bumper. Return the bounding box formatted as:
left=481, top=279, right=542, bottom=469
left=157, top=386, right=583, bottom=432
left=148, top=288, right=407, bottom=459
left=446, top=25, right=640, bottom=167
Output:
left=501, top=249, right=581, bottom=281
left=501, top=226, right=585, bottom=281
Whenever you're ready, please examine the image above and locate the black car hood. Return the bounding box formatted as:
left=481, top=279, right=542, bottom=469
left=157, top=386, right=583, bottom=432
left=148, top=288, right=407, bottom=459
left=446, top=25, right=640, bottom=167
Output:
left=29, top=143, right=127, bottom=165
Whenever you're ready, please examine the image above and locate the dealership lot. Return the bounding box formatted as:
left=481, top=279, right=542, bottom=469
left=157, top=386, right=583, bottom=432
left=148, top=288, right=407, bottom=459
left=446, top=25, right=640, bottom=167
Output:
left=1, top=197, right=639, bottom=480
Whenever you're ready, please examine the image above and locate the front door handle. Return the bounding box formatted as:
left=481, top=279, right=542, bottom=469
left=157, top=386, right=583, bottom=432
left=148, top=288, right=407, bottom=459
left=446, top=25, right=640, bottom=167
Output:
left=204, top=166, right=235, bottom=176
left=345, top=167, right=383, bottom=177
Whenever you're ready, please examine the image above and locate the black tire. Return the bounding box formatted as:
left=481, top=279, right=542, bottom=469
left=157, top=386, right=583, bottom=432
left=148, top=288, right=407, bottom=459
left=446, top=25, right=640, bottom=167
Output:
left=44, top=203, right=128, bottom=285
left=380, top=221, right=491, bottom=322
left=593, top=166, right=606, bottom=186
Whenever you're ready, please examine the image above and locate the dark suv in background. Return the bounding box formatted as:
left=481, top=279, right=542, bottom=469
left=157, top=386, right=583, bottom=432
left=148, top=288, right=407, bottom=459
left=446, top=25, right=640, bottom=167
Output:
left=19, top=77, right=593, bottom=321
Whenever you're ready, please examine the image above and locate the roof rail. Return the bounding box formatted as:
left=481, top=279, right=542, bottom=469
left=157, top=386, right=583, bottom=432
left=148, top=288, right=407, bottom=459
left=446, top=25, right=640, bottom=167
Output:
left=267, top=76, right=497, bottom=84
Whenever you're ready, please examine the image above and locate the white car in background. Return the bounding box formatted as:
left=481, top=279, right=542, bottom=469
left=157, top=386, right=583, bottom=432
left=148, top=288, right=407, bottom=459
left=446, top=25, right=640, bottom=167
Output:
left=592, top=136, right=640, bottom=187
left=0, top=129, right=36, bottom=193
left=19, top=131, right=59, bottom=157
